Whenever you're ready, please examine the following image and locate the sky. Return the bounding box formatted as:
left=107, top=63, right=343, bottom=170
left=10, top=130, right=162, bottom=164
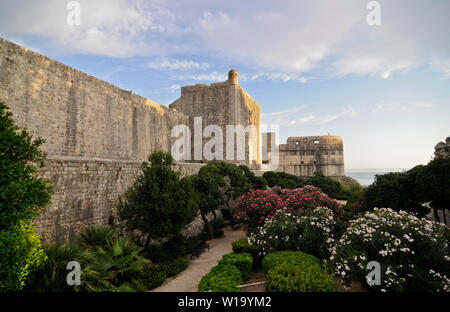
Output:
left=0, top=0, right=449, bottom=169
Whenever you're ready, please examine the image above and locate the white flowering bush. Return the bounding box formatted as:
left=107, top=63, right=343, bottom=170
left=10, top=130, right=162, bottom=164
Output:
left=330, top=208, right=450, bottom=292
left=249, top=207, right=335, bottom=259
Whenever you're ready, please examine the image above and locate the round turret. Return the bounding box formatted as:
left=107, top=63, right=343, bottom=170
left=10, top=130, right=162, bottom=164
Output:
left=228, top=69, right=238, bottom=84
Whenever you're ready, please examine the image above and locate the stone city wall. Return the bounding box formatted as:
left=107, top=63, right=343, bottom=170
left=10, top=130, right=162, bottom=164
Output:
left=0, top=37, right=204, bottom=243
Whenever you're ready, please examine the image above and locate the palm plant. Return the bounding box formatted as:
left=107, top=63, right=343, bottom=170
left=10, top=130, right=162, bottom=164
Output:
left=76, top=225, right=118, bottom=249
left=26, top=243, right=83, bottom=292
left=80, top=236, right=150, bottom=291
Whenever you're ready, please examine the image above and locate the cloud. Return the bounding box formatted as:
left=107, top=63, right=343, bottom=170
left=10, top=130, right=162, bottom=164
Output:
left=0, top=0, right=166, bottom=57
left=194, top=0, right=450, bottom=79
left=148, top=58, right=209, bottom=70
left=430, top=59, right=450, bottom=79
left=319, top=107, right=356, bottom=124
left=262, top=105, right=356, bottom=127
left=250, top=72, right=307, bottom=83
left=288, top=114, right=315, bottom=125
left=1, top=0, right=449, bottom=79
left=168, top=84, right=180, bottom=92
left=176, top=71, right=228, bottom=82
left=374, top=101, right=433, bottom=113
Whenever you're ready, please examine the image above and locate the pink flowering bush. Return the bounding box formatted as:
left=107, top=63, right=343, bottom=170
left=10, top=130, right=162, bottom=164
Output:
left=285, top=185, right=344, bottom=221
left=233, top=189, right=284, bottom=232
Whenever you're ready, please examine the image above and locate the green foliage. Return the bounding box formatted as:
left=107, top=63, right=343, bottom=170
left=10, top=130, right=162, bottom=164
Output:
left=262, top=250, right=321, bottom=275
left=250, top=208, right=336, bottom=260
left=26, top=243, right=83, bottom=292
left=263, top=171, right=352, bottom=200
left=232, top=238, right=262, bottom=268
left=140, top=265, right=167, bottom=290
left=415, top=158, right=450, bottom=223
left=201, top=162, right=253, bottom=208
left=137, top=257, right=190, bottom=290
left=80, top=236, right=150, bottom=292
left=218, top=253, right=252, bottom=281
left=364, top=170, right=429, bottom=217
left=363, top=158, right=450, bottom=224
left=160, top=257, right=190, bottom=278
left=76, top=225, right=118, bottom=249
left=263, top=171, right=304, bottom=189
left=330, top=208, right=450, bottom=292
left=0, top=102, right=53, bottom=227
left=145, top=234, right=201, bottom=262
left=307, top=172, right=347, bottom=200
left=0, top=222, right=47, bottom=291
left=0, top=102, right=52, bottom=291
left=339, top=180, right=364, bottom=201
left=118, top=151, right=199, bottom=247
left=188, top=164, right=225, bottom=238
left=198, top=264, right=243, bottom=292
left=29, top=226, right=151, bottom=292
left=239, top=165, right=267, bottom=190
left=265, top=262, right=336, bottom=292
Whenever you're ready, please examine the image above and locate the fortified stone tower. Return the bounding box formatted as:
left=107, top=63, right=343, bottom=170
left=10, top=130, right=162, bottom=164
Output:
left=228, top=69, right=239, bottom=84
left=169, top=69, right=261, bottom=168
left=265, top=135, right=345, bottom=177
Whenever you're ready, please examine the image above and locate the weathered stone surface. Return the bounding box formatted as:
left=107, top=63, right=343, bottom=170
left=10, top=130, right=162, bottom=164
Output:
left=434, top=137, right=450, bottom=159
left=268, top=135, right=345, bottom=177
left=0, top=38, right=195, bottom=243
left=0, top=37, right=346, bottom=244
left=169, top=70, right=261, bottom=168
left=181, top=210, right=222, bottom=238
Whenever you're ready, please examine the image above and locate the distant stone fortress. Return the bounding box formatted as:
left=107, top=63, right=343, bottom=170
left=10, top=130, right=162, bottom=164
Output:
left=0, top=38, right=344, bottom=243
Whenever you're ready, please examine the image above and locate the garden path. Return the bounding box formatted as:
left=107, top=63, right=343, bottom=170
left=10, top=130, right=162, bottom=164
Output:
left=151, top=226, right=246, bottom=292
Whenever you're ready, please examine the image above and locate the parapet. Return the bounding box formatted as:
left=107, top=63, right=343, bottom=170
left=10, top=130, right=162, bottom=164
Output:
left=285, top=136, right=343, bottom=150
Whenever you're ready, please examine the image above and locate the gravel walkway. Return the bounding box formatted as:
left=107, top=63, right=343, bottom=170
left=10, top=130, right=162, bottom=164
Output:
left=151, top=227, right=246, bottom=292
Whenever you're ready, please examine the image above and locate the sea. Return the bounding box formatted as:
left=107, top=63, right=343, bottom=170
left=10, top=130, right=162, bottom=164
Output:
left=345, top=169, right=408, bottom=187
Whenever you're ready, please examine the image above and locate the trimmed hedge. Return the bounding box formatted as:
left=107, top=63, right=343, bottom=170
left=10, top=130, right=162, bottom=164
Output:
left=218, top=253, right=252, bottom=281
left=262, top=250, right=321, bottom=275
left=232, top=238, right=262, bottom=268
left=198, top=264, right=243, bottom=292
left=266, top=263, right=336, bottom=292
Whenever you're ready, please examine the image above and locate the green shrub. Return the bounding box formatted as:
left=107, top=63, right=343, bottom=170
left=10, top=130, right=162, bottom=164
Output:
left=250, top=208, right=336, bottom=260
left=76, top=225, right=118, bottom=249
left=80, top=236, right=150, bottom=292
left=330, top=208, right=450, bottom=292
left=118, top=151, right=199, bottom=248
left=161, top=257, right=190, bottom=277
left=363, top=171, right=429, bottom=217
left=218, top=253, right=252, bottom=281
left=212, top=216, right=225, bottom=238
left=25, top=242, right=83, bottom=292
left=145, top=234, right=201, bottom=262
left=262, top=250, right=321, bottom=275
left=266, top=263, right=336, bottom=292
left=232, top=238, right=262, bottom=268
left=141, top=266, right=168, bottom=290
left=0, top=222, right=47, bottom=291
left=198, top=264, right=243, bottom=292
left=0, top=102, right=53, bottom=291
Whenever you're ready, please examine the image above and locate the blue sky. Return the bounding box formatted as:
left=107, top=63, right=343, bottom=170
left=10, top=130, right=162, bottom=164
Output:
left=1, top=0, right=449, bottom=169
